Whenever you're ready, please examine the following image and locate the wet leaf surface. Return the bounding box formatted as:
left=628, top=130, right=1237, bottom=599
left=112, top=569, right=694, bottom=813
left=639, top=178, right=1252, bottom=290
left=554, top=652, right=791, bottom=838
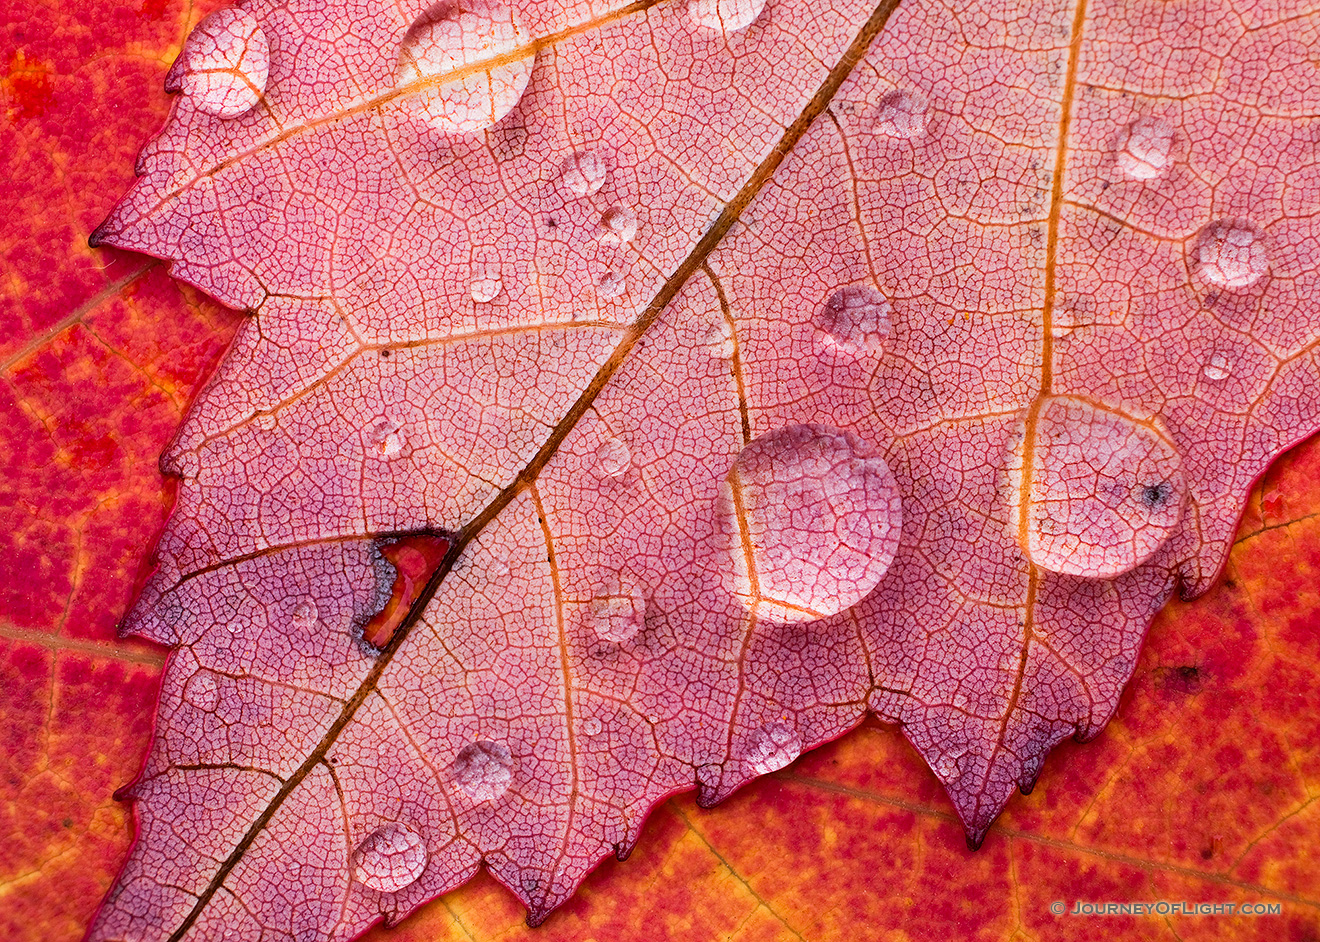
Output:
left=2, top=0, right=1319, bottom=940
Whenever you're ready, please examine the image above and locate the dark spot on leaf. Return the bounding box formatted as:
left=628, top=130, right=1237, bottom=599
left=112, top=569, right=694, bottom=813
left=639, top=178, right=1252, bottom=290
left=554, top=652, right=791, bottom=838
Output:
left=1139, top=481, right=1172, bottom=509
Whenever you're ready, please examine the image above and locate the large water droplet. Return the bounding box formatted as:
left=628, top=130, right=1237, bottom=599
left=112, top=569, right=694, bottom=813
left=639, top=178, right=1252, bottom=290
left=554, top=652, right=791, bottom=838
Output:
left=595, top=270, right=626, bottom=299
left=559, top=151, right=607, bottom=197
left=872, top=89, right=929, bottom=139
left=688, top=0, right=767, bottom=34
left=816, top=285, right=893, bottom=357
left=594, top=437, right=631, bottom=479
left=183, top=671, right=220, bottom=712
left=581, top=716, right=603, bottom=737
left=599, top=206, right=638, bottom=245
left=1192, top=220, right=1269, bottom=290
left=1116, top=116, right=1174, bottom=181
left=291, top=598, right=319, bottom=630
left=180, top=10, right=269, bottom=119
left=723, top=424, right=902, bottom=622
left=396, top=1, right=534, bottom=135
left=744, top=722, right=801, bottom=775
left=1012, top=396, right=1185, bottom=579
left=352, top=823, right=428, bottom=892
left=470, top=266, right=502, bottom=303
left=586, top=575, right=645, bottom=644
left=451, top=741, right=513, bottom=801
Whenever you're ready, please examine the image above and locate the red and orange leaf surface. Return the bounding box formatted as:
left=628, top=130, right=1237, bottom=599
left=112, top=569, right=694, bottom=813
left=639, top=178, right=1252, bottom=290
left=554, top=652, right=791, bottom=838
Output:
left=3, top=0, right=1320, bottom=940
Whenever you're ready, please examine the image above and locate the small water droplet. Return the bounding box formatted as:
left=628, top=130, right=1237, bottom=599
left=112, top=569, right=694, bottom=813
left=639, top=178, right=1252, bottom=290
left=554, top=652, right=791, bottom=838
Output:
left=1192, top=220, right=1269, bottom=290
left=291, top=598, right=318, bottom=630
left=587, top=576, right=646, bottom=644
left=396, top=0, right=535, bottom=135
left=595, top=270, right=626, bottom=299
left=705, top=318, right=736, bottom=359
left=559, top=151, right=607, bottom=197
left=599, top=206, right=638, bottom=245
left=1116, top=116, right=1174, bottom=181
left=254, top=412, right=278, bottom=430
left=871, top=89, right=929, bottom=139
left=180, top=10, right=269, bottom=119
left=594, top=437, right=631, bottom=478
left=816, top=285, right=893, bottom=357
left=183, top=671, right=220, bottom=712
left=352, top=823, right=428, bottom=892
left=744, top=722, right=801, bottom=775
left=470, top=267, right=502, bottom=303
left=451, top=741, right=513, bottom=801
left=723, top=424, right=902, bottom=622
left=1202, top=352, right=1232, bottom=382
left=370, top=417, right=407, bottom=459
left=581, top=716, right=603, bottom=737
left=688, top=0, right=767, bottom=33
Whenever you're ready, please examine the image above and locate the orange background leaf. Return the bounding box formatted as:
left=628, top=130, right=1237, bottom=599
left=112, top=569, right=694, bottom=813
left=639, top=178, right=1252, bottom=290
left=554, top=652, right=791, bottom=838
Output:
left=2, top=2, right=1317, bottom=940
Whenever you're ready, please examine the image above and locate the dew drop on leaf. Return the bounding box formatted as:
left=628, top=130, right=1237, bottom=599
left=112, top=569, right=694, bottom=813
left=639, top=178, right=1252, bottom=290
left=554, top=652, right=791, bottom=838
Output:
left=451, top=741, right=514, bottom=801
left=470, top=266, right=502, bottom=303
left=593, top=436, right=631, bottom=479
left=744, top=722, right=801, bottom=775
left=1115, top=115, right=1174, bottom=181
left=558, top=151, right=607, bottom=197
left=581, top=716, right=603, bottom=737
left=370, top=418, right=407, bottom=459
left=723, top=424, right=902, bottom=622
left=1191, top=220, right=1269, bottom=290
left=687, top=0, right=768, bottom=35
left=351, top=823, right=428, bottom=892
left=395, top=0, right=534, bottom=135
left=179, top=9, right=269, bottom=119
left=183, top=671, right=220, bottom=712
left=598, top=205, right=638, bottom=245
left=705, top=318, right=736, bottom=359
left=1202, top=352, right=1232, bottom=381
left=290, top=598, right=318, bottom=630
left=586, top=575, right=645, bottom=644
left=1012, top=396, right=1185, bottom=579
left=595, top=270, right=626, bottom=299
left=871, top=89, right=929, bottom=139
left=815, top=285, right=893, bottom=357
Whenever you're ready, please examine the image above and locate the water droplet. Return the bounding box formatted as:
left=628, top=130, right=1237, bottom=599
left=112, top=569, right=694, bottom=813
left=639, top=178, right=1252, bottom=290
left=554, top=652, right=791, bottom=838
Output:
left=1116, top=116, right=1174, bottom=181
left=581, top=716, right=603, bottom=737
left=871, top=89, right=929, bottom=139
left=815, top=285, right=893, bottom=357
left=370, top=417, right=407, bottom=458
left=599, top=206, right=638, bottom=245
left=1192, top=220, right=1269, bottom=290
left=705, top=318, right=736, bottom=359
left=396, top=0, right=535, bottom=135
left=352, top=823, right=428, bottom=892
left=723, top=424, right=902, bottom=623
left=1202, top=352, right=1232, bottom=382
left=744, top=722, right=801, bottom=775
left=595, top=270, right=626, bottom=299
left=470, top=267, right=502, bottom=303
left=291, top=598, right=318, bottom=630
left=586, top=575, right=646, bottom=644
left=451, top=741, right=513, bottom=801
left=183, top=671, right=220, bottom=712
left=254, top=412, right=278, bottom=430
left=180, top=10, right=269, bottom=119
left=559, top=151, right=607, bottom=197
left=1013, top=396, right=1185, bottom=579
left=688, top=0, right=767, bottom=33
left=594, top=437, right=631, bottom=479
